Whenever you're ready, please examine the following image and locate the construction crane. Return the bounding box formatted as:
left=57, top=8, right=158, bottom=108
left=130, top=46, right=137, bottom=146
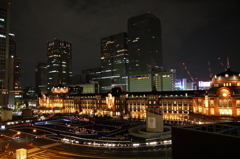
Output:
left=182, top=63, right=198, bottom=90
left=226, top=57, right=230, bottom=69
left=218, top=58, right=227, bottom=71
left=207, top=59, right=214, bottom=80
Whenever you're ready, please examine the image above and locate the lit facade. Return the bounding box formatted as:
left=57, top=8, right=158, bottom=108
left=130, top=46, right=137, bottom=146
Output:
left=38, top=68, right=240, bottom=121
left=46, top=38, right=72, bottom=92
left=68, top=81, right=99, bottom=94
left=38, top=85, right=77, bottom=114
left=100, top=32, right=128, bottom=93
left=175, top=79, right=211, bottom=90
left=129, top=70, right=176, bottom=92
left=156, top=70, right=176, bottom=91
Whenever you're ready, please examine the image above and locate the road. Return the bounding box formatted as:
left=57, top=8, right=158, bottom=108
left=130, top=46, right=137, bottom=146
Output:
left=0, top=121, right=172, bottom=159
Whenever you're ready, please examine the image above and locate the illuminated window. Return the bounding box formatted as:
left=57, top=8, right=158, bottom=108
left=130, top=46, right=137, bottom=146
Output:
left=210, top=108, right=214, bottom=115
left=0, top=34, right=6, bottom=38
left=237, top=100, right=240, bottom=106
left=210, top=100, right=214, bottom=107
left=173, top=101, right=177, bottom=106
left=224, top=83, right=231, bottom=86
left=173, top=106, right=177, bottom=111
left=237, top=108, right=240, bottom=115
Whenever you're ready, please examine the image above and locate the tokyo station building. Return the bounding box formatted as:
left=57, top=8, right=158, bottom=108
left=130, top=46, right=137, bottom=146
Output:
left=38, top=68, right=240, bottom=121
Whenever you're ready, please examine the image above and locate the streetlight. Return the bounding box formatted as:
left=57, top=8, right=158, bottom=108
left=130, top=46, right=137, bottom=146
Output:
left=30, top=129, right=36, bottom=146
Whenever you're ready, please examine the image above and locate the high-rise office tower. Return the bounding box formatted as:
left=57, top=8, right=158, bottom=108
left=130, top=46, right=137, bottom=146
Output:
left=9, top=33, right=22, bottom=105
left=128, top=12, right=162, bottom=74
left=9, top=33, right=21, bottom=90
left=127, top=12, right=163, bottom=92
left=0, top=1, right=10, bottom=105
left=46, top=38, right=72, bottom=91
left=100, top=32, right=128, bottom=93
left=35, top=62, right=47, bottom=95
left=9, top=54, right=22, bottom=104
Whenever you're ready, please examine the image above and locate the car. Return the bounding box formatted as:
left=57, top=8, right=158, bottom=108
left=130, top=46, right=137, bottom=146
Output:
left=36, top=135, right=45, bottom=138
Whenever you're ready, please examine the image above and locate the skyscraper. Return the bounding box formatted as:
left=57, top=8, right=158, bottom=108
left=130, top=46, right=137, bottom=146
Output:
left=8, top=33, right=22, bottom=105
left=9, top=54, right=22, bottom=105
left=8, top=33, right=21, bottom=90
left=127, top=12, right=163, bottom=92
left=100, top=32, right=128, bottom=93
left=35, top=62, right=47, bottom=95
left=128, top=12, right=163, bottom=74
left=46, top=38, right=72, bottom=91
left=0, top=1, right=10, bottom=105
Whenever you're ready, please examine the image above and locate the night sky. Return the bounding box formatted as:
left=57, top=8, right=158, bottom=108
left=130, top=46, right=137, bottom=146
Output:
left=3, top=0, right=240, bottom=88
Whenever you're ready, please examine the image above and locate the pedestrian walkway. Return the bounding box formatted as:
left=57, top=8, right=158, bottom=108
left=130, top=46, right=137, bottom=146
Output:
left=27, top=147, right=41, bottom=154
left=27, top=142, right=60, bottom=154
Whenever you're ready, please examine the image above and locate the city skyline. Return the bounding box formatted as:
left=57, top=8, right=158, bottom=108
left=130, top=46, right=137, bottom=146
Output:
left=3, top=0, right=240, bottom=88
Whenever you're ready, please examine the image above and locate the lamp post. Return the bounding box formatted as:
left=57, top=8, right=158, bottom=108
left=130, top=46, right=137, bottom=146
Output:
left=30, top=129, right=36, bottom=146
left=17, top=131, right=28, bottom=146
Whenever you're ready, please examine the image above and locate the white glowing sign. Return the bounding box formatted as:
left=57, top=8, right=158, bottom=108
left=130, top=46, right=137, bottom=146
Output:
left=198, top=81, right=211, bottom=87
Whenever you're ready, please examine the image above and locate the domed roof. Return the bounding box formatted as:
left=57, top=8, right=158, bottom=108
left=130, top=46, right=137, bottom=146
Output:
left=216, top=69, right=240, bottom=77
left=212, top=68, right=240, bottom=84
